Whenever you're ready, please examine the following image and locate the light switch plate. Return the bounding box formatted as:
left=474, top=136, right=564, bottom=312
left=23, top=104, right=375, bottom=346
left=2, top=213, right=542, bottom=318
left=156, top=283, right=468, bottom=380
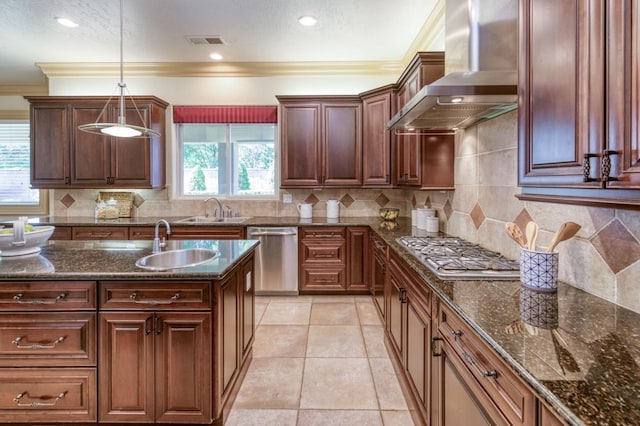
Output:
left=282, top=193, right=292, bottom=204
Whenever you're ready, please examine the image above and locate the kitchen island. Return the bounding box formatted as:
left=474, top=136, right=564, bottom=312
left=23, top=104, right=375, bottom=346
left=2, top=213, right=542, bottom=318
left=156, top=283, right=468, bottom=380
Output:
left=0, top=238, right=258, bottom=425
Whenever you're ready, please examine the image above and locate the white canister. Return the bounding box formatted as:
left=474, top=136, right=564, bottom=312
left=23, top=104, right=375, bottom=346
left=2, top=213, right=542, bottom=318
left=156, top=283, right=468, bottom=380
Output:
left=417, top=208, right=427, bottom=230
left=424, top=208, right=436, bottom=217
left=327, top=199, right=339, bottom=219
left=426, top=217, right=439, bottom=233
left=411, top=209, right=418, bottom=227
left=297, top=203, right=313, bottom=219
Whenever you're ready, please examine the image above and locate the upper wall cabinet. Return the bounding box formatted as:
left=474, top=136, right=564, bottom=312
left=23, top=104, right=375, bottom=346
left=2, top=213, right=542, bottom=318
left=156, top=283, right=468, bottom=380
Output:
left=278, top=96, right=362, bottom=188
left=361, top=86, right=394, bottom=187
left=26, top=96, right=168, bottom=189
left=518, top=1, right=640, bottom=206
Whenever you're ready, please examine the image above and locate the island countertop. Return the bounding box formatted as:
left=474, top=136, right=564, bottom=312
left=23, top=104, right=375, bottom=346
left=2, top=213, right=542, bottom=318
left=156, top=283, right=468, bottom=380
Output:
left=0, top=239, right=259, bottom=280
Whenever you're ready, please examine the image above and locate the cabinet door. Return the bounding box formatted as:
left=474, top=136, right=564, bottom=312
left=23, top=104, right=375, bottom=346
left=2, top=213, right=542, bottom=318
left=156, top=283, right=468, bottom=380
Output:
left=431, top=336, right=507, bottom=426
left=518, top=0, right=604, bottom=187
left=109, top=105, right=153, bottom=187
left=155, top=312, right=211, bottom=423
left=371, top=249, right=386, bottom=321
left=218, top=273, right=239, bottom=396
left=346, top=227, right=369, bottom=291
left=241, top=257, right=255, bottom=361
left=362, top=91, right=392, bottom=186
left=70, top=105, right=110, bottom=186
left=420, top=134, right=455, bottom=190
left=98, top=312, right=154, bottom=423
left=280, top=103, right=322, bottom=186
left=386, top=268, right=403, bottom=360
left=606, top=0, right=640, bottom=188
left=406, top=296, right=430, bottom=419
left=322, top=103, right=362, bottom=186
left=30, top=104, right=70, bottom=187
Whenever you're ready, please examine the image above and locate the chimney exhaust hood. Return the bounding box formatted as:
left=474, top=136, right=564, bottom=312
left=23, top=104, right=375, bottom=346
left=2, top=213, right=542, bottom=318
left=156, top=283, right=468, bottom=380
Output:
left=388, top=0, right=518, bottom=131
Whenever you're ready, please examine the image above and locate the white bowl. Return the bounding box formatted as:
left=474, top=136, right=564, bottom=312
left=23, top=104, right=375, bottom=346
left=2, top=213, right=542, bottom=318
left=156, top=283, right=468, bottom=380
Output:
left=0, top=226, right=55, bottom=257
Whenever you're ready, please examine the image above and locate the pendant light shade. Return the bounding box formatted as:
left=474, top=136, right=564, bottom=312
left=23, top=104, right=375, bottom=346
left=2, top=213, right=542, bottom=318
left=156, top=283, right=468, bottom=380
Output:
left=78, top=0, right=159, bottom=138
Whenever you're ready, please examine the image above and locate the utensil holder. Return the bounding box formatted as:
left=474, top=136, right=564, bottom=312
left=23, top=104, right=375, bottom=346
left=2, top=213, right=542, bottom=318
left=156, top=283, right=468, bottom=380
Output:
left=520, top=248, right=559, bottom=291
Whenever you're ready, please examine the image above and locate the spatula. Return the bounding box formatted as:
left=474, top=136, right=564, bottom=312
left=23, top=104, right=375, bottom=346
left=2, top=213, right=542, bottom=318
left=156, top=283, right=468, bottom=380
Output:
left=505, top=222, right=526, bottom=248
left=547, top=222, right=581, bottom=252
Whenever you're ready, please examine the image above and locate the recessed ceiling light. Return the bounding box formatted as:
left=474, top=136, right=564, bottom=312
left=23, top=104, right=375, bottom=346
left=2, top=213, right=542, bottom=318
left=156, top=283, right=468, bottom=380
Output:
left=55, top=17, right=79, bottom=28
left=298, top=15, right=317, bottom=27
left=209, top=53, right=223, bottom=60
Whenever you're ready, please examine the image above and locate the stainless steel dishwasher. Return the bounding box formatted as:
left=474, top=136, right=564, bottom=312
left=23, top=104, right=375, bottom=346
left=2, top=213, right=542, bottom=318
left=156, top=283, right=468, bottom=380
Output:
left=247, top=226, right=298, bottom=295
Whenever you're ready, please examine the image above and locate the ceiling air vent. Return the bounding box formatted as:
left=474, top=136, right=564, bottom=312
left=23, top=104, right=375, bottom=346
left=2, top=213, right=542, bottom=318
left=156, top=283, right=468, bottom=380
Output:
left=186, top=36, right=226, bottom=45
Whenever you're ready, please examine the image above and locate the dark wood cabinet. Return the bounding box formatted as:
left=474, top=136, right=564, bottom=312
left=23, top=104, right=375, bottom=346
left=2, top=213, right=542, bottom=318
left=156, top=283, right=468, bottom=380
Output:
left=385, top=250, right=432, bottom=423
left=369, top=232, right=387, bottom=320
left=361, top=86, right=394, bottom=187
left=278, top=96, right=362, bottom=187
left=26, top=96, right=167, bottom=189
left=518, top=1, right=640, bottom=205
left=169, top=226, right=245, bottom=240
left=346, top=227, right=369, bottom=291
left=393, top=52, right=455, bottom=190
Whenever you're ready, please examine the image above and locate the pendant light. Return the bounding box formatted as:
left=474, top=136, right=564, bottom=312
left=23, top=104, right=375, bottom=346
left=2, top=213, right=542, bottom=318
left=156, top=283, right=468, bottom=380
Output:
left=78, top=0, right=159, bottom=138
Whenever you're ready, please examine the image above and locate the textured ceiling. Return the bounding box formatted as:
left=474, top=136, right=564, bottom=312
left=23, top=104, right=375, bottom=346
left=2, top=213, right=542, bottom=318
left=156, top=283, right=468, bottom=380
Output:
left=0, top=0, right=439, bottom=86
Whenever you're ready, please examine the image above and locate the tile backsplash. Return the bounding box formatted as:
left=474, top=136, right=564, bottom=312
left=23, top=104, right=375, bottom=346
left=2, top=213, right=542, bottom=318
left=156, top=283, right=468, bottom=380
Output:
left=51, top=109, right=640, bottom=313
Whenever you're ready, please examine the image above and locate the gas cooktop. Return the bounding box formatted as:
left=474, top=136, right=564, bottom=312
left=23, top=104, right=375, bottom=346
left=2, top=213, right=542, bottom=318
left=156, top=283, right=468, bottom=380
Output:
left=396, top=236, right=520, bottom=280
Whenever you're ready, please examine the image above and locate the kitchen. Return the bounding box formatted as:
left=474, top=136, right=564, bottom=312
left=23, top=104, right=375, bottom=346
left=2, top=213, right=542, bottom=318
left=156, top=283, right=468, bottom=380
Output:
left=1, top=0, right=640, bottom=425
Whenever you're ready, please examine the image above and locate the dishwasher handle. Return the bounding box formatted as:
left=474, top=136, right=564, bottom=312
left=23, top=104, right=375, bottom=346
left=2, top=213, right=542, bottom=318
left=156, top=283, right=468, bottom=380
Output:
left=247, top=230, right=297, bottom=237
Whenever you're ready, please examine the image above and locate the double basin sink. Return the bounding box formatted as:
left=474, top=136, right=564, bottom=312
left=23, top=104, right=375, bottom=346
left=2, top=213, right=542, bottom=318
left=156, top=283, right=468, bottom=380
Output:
left=135, top=216, right=251, bottom=271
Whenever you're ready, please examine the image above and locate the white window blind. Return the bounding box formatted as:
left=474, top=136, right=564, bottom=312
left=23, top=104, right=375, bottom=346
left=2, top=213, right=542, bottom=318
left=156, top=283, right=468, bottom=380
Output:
left=0, top=121, right=39, bottom=205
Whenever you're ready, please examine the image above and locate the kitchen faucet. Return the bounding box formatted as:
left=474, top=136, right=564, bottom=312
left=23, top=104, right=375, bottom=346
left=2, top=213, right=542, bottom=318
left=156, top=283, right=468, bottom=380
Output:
left=152, top=219, right=171, bottom=253
left=204, top=197, right=224, bottom=218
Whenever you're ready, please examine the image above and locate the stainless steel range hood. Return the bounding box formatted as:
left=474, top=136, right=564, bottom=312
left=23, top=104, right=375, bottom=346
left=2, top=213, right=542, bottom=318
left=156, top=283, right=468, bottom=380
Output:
left=388, top=0, right=518, bottom=130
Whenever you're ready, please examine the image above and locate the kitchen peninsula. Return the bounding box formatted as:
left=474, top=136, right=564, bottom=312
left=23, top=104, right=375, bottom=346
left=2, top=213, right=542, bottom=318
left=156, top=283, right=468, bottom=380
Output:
left=0, top=238, right=258, bottom=425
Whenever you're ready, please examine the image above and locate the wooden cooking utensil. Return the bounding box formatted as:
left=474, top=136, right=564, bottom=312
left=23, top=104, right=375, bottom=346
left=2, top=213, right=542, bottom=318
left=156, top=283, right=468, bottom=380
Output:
left=547, top=222, right=581, bottom=252
left=525, top=221, right=539, bottom=250
left=505, top=222, right=526, bottom=248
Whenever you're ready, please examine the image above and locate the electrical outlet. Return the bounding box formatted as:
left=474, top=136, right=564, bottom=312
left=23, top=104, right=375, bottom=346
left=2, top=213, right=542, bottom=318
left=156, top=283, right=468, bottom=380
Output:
left=282, top=193, right=292, bottom=204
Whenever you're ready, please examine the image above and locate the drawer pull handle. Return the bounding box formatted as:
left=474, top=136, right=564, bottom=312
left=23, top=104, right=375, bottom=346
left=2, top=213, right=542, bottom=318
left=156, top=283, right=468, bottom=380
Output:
left=314, top=253, right=336, bottom=258
left=90, top=232, right=113, bottom=237
left=14, top=391, right=66, bottom=408
left=13, top=293, right=67, bottom=305
left=129, top=292, right=181, bottom=305
left=462, top=351, right=498, bottom=379
left=12, top=336, right=65, bottom=350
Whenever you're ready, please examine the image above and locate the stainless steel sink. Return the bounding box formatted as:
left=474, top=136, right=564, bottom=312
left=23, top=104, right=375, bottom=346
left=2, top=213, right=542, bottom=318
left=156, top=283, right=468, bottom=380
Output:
left=135, top=248, right=219, bottom=271
left=177, top=216, right=251, bottom=224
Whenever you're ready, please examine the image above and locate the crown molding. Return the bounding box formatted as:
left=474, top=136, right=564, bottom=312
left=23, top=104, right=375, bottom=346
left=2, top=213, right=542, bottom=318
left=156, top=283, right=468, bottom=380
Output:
left=0, top=84, right=48, bottom=96
left=402, top=0, right=445, bottom=67
left=36, top=60, right=405, bottom=79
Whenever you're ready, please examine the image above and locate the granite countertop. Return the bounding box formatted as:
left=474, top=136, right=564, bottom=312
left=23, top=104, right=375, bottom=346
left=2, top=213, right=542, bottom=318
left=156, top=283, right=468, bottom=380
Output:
left=0, top=239, right=259, bottom=280
left=1, top=215, right=638, bottom=424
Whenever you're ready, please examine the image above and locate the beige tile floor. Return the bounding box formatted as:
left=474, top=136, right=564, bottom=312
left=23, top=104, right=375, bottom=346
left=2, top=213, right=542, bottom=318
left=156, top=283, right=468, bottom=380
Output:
left=226, top=295, right=415, bottom=426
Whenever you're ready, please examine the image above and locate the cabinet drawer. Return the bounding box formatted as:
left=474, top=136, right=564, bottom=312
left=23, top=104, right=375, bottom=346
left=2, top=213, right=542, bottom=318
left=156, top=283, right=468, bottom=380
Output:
left=300, top=266, right=346, bottom=291
left=128, top=226, right=165, bottom=240
left=301, top=240, right=345, bottom=263
left=0, top=368, right=96, bottom=422
left=300, top=227, right=345, bottom=240
left=0, top=281, right=96, bottom=311
left=0, top=313, right=96, bottom=366
left=50, top=226, right=72, bottom=240
left=371, top=233, right=388, bottom=258
left=438, top=302, right=535, bottom=425
left=170, top=226, right=245, bottom=240
left=100, top=281, right=212, bottom=310
left=72, top=226, right=128, bottom=240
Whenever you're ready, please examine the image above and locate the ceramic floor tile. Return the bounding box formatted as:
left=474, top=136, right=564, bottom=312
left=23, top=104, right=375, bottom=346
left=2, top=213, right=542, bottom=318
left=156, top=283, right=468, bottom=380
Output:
left=300, top=358, right=378, bottom=409
left=311, top=295, right=356, bottom=304
left=306, top=325, right=366, bottom=358
left=297, top=409, right=383, bottom=425
left=309, top=303, right=359, bottom=325
left=369, top=358, right=408, bottom=410
left=255, top=302, right=268, bottom=325
left=233, top=357, right=304, bottom=409
left=381, top=410, right=416, bottom=426
left=261, top=302, right=312, bottom=325
left=253, top=325, right=309, bottom=358
left=362, top=325, right=390, bottom=358
left=357, top=301, right=383, bottom=325
left=269, top=295, right=314, bottom=304
left=225, top=408, right=298, bottom=426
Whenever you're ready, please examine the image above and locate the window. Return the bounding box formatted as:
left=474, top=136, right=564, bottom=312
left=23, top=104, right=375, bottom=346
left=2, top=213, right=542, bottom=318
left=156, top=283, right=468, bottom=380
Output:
left=173, top=106, right=277, bottom=197
left=0, top=120, right=49, bottom=215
